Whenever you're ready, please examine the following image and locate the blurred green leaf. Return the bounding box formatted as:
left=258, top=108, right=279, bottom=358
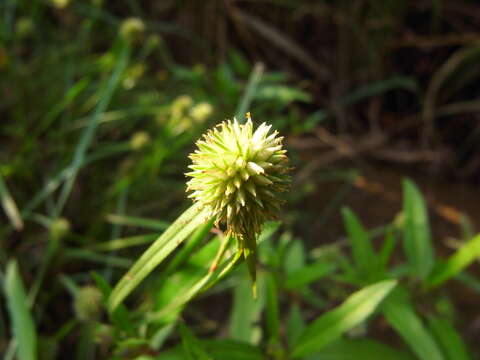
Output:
left=304, top=338, right=415, bottom=360
left=283, top=239, right=306, bottom=275
left=157, top=340, right=264, bottom=360
left=342, top=207, right=377, bottom=279
left=285, top=262, right=336, bottom=290
left=229, top=268, right=265, bottom=344
left=265, top=273, right=280, bottom=344
left=256, top=84, right=312, bottom=104
left=382, top=288, right=444, bottom=360
left=4, top=260, right=37, bottom=360
left=428, top=316, right=471, bottom=360
left=90, top=272, right=134, bottom=335
left=286, top=304, right=305, bottom=349
left=378, top=230, right=397, bottom=271
left=292, top=279, right=397, bottom=358
left=426, top=233, right=480, bottom=289
left=105, top=213, right=169, bottom=231
left=341, top=76, right=418, bottom=107
left=0, top=174, right=23, bottom=230
left=235, top=62, right=264, bottom=120
left=402, top=179, right=435, bottom=280
left=179, top=323, right=212, bottom=360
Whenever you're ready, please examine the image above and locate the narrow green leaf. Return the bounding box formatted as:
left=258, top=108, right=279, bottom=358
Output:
left=179, top=323, right=212, bottom=360
left=378, top=230, right=397, bottom=270
left=265, top=273, right=280, bottom=344
left=382, top=289, right=444, bottom=360
left=4, top=260, right=37, bottom=360
left=90, top=272, right=134, bottom=335
left=283, top=239, right=305, bottom=275
left=0, top=174, right=23, bottom=230
left=108, top=203, right=208, bottom=312
left=286, top=304, right=305, bottom=348
left=402, top=179, right=434, bottom=279
left=229, top=267, right=265, bottom=343
left=147, top=237, right=242, bottom=324
left=427, top=233, right=480, bottom=288
left=428, top=316, right=471, bottom=360
left=55, top=40, right=131, bottom=216
left=105, top=214, right=169, bottom=231
left=157, top=340, right=264, bottom=360
left=285, top=262, right=335, bottom=290
left=292, top=280, right=397, bottom=358
left=235, top=62, right=264, bottom=120
left=89, top=234, right=158, bottom=252
left=342, top=207, right=377, bottom=277
left=304, top=338, right=415, bottom=360
left=163, top=220, right=214, bottom=277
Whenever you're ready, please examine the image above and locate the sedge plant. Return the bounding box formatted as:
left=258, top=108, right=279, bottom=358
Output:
left=108, top=113, right=290, bottom=311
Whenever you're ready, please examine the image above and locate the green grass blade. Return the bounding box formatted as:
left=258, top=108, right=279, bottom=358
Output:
left=4, top=260, right=37, bottom=360
left=179, top=323, right=212, bottom=360
left=55, top=40, right=131, bottom=216
left=0, top=174, right=23, bottom=230
left=105, top=213, right=169, bottom=231
left=382, top=288, right=444, bottom=360
left=89, top=234, right=158, bottom=252
left=235, top=62, right=264, bottom=121
left=286, top=304, right=305, bottom=349
left=378, top=230, right=397, bottom=271
left=428, top=316, right=471, bottom=360
left=402, top=179, right=435, bottom=280
left=426, top=233, right=480, bottom=289
left=229, top=267, right=265, bottom=343
left=341, top=207, right=377, bottom=278
left=265, top=273, right=280, bottom=344
left=304, top=339, right=415, bottom=360
left=291, top=279, right=397, bottom=358
left=107, top=203, right=207, bottom=312
left=284, top=262, right=336, bottom=290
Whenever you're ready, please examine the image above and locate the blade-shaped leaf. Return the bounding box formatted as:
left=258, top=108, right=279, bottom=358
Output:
left=265, top=273, right=280, bottom=344
left=229, top=267, right=265, bottom=343
left=428, top=316, right=471, bottom=360
left=402, top=179, right=434, bottom=280
left=286, top=304, right=305, bottom=348
left=108, top=203, right=208, bottom=312
left=4, top=260, right=37, bottom=360
left=342, top=207, right=377, bottom=278
left=291, top=279, right=397, bottom=358
left=179, top=323, right=212, bottom=360
left=305, top=338, right=415, bottom=360
left=382, top=288, right=444, bottom=360
left=285, top=262, right=335, bottom=290
left=426, top=233, right=480, bottom=289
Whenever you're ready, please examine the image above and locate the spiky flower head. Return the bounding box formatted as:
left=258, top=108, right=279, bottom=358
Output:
left=185, top=114, right=290, bottom=244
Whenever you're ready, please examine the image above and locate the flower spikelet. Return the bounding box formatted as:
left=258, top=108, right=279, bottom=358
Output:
left=185, top=114, right=290, bottom=247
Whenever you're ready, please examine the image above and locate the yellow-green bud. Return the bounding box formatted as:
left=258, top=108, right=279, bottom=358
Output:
left=50, top=217, right=71, bottom=240
left=16, top=18, right=34, bottom=38
left=189, top=102, right=213, bottom=123
left=130, top=131, right=151, bottom=150
left=74, top=286, right=103, bottom=322
left=50, top=0, right=69, bottom=9
left=120, top=17, right=145, bottom=43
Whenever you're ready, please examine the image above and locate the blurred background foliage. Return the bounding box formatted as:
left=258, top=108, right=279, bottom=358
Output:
left=1, top=0, right=480, bottom=359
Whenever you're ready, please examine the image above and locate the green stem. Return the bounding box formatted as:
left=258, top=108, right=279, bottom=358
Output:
left=209, top=231, right=233, bottom=273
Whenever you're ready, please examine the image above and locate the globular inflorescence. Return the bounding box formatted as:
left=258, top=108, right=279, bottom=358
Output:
left=185, top=114, right=290, bottom=250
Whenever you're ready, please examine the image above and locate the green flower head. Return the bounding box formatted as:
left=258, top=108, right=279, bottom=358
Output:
left=186, top=114, right=290, bottom=243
